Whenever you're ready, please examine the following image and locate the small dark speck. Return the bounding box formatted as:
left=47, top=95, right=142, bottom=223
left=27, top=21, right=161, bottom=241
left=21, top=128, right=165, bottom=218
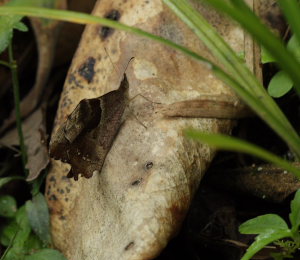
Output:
left=68, top=73, right=76, bottom=84
left=131, top=179, right=142, bottom=186
left=49, top=194, right=57, bottom=201
left=65, top=198, right=69, bottom=202
left=49, top=176, right=56, bottom=182
left=60, top=189, right=65, bottom=194
left=59, top=215, right=66, bottom=220
left=66, top=187, right=71, bottom=193
left=124, top=241, right=134, bottom=251
left=100, top=9, right=121, bottom=39
left=145, top=161, right=153, bottom=170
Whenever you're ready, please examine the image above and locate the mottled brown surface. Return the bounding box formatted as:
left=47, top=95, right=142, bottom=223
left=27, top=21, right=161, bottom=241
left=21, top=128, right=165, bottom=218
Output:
left=46, top=0, right=259, bottom=259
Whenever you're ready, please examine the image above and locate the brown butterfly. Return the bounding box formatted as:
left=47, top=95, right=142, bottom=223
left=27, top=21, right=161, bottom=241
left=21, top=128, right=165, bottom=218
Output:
left=49, top=73, right=129, bottom=181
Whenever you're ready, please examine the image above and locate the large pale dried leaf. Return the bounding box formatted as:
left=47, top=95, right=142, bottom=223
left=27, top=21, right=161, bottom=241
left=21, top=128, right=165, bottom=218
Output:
left=46, top=0, right=263, bottom=259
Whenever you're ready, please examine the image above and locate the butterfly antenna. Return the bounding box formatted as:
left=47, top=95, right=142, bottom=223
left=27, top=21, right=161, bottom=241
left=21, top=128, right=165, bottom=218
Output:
left=104, top=47, right=134, bottom=81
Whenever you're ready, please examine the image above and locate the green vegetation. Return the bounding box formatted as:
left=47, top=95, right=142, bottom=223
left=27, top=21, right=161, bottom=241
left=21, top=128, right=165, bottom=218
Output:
left=0, top=1, right=66, bottom=259
left=239, top=189, right=300, bottom=260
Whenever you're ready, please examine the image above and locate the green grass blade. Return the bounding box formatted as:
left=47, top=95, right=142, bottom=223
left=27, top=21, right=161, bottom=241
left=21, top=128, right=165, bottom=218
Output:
left=214, top=68, right=300, bottom=154
left=164, top=0, right=255, bottom=92
left=277, top=0, right=300, bottom=47
left=164, top=0, right=287, bottom=110
left=185, top=129, right=300, bottom=179
left=0, top=6, right=212, bottom=66
left=1, top=5, right=300, bottom=157
left=200, top=0, right=300, bottom=96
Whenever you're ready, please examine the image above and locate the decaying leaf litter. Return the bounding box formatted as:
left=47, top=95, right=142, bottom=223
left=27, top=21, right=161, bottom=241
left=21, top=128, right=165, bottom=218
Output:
left=0, top=0, right=300, bottom=260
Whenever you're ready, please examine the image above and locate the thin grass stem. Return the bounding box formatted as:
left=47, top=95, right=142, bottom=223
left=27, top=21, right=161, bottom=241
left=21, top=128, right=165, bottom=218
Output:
left=8, top=41, right=27, bottom=175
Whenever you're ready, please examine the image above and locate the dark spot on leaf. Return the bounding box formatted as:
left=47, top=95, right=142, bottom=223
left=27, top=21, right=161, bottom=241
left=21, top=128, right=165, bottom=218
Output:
left=66, top=187, right=70, bottom=193
left=131, top=179, right=142, bottom=186
left=59, top=215, right=66, bottom=220
left=78, top=57, right=96, bottom=83
left=145, top=161, right=153, bottom=170
left=49, top=176, right=56, bottom=182
left=49, top=194, right=57, bottom=201
left=124, top=241, right=134, bottom=251
left=100, top=9, right=121, bottom=39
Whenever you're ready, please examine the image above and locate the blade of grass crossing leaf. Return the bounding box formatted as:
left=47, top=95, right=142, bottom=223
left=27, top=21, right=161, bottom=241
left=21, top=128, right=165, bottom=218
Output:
left=229, top=0, right=249, bottom=9
left=185, top=130, right=300, bottom=179
left=164, top=0, right=280, bottom=113
left=1, top=6, right=300, bottom=157
left=165, top=0, right=289, bottom=115
left=163, top=0, right=300, bottom=157
left=164, top=0, right=260, bottom=95
left=0, top=7, right=213, bottom=68
left=214, top=67, right=300, bottom=158
left=200, top=0, right=300, bottom=96
left=277, top=0, right=300, bottom=47
left=164, top=0, right=284, bottom=118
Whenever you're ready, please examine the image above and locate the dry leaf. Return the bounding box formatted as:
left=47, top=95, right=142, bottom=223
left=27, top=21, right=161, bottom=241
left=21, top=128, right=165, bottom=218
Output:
left=208, top=163, right=300, bottom=203
left=46, top=0, right=263, bottom=259
left=0, top=108, right=49, bottom=181
left=0, top=0, right=67, bottom=134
